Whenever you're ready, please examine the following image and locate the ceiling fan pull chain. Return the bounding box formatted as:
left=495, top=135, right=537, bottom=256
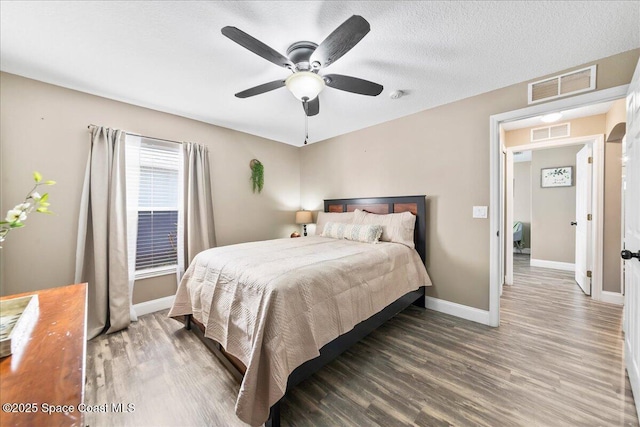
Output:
left=304, top=105, right=309, bottom=145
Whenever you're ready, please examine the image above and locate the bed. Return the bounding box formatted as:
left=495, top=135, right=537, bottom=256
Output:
left=168, top=195, right=431, bottom=426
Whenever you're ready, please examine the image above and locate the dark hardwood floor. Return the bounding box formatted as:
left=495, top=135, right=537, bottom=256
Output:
left=85, top=255, right=639, bottom=426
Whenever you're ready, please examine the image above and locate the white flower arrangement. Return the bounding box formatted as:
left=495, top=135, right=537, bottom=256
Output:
left=0, top=172, right=56, bottom=247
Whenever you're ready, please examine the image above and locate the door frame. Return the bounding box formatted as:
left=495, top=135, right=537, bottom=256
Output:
left=489, top=84, right=629, bottom=327
left=504, top=136, right=604, bottom=299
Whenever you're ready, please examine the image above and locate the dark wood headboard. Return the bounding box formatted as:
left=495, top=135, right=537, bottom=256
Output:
left=323, top=195, right=426, bottom=264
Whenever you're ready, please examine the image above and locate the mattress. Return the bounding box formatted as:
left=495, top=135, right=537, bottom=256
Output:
left=168, top=235, right=431, bottom=426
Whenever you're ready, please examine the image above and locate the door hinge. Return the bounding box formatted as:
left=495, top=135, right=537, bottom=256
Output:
left=588, top=156, right=593, bottom=164
left=587, top=214, right=592, bottom=221
left=587, top=270, right=592, bottom=278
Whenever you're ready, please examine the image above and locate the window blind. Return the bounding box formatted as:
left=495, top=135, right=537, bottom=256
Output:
left=130, top=138, right=182, bottom=272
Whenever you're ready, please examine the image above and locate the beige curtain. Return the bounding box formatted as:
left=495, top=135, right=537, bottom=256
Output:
left=181, top=142, right=216, bottom=268
left=75, top=126, right=132, bottom=339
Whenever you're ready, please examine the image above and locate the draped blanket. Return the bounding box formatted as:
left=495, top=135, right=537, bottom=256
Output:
left=168, top=236, right=431, bottom=426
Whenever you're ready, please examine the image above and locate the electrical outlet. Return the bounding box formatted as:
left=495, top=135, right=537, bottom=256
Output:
left=473, top=206, right=488, bottom=219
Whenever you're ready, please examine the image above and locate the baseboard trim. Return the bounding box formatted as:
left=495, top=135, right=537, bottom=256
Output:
left=598, top=291, right=624, bottom=305
left=513, top=248, right=531, bottom=254
left=133, top=295, right=175, bottom=317
left=625, top=337, right=640, bottom=422
left=530, top=258, right=575, bottom=271
left=424, top=296, right=491, bottom=326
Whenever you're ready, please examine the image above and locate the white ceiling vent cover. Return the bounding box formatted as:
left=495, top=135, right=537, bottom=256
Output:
left=528, top=65, right=596, bottom=104
left=531, top=123, right=571, bottom=142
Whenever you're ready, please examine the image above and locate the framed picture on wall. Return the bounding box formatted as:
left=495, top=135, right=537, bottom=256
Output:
left=541, top=166, right=573, bottom=188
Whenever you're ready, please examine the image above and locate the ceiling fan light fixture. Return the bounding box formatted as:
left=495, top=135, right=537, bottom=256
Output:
left=285, top=72, right=325, bottom=101
left=541, top=112, right=563, bottom=123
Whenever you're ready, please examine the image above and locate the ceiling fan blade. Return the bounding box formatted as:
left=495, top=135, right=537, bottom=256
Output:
left=235, top=79, right=286, bottom=98
left=303, top=97, right=319, bottom=116
left=324, top=74, right=383, bottom=96
left=310, top=15, right=370, bottom=69
left=222, top=26, right=293, bottom=69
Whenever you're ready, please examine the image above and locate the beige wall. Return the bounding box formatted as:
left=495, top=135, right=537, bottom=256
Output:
left=606, top=98, right=627, bottom=139
left=513, top=161, right=531, bottom=249
left=0, top=72, right=301, bottom=299
left=603, top=142, right=622, bottom=292
left=603, top=99, right=625, bottom=293
left=530, top=146, right=581, bottom=264
left=300, top=49, right=639, bottom=311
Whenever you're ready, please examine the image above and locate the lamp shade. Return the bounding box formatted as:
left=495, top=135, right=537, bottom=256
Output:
left=295, top=210, right=313, bottom=224
left=285, top=72, right=325, bottom=101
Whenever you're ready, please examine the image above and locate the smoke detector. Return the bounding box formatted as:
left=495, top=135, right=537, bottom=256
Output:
left=389, top=90, right=405, bottom=99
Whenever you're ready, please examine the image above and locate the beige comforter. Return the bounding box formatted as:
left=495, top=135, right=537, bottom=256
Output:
left=168, top=236, right=431, bottom=426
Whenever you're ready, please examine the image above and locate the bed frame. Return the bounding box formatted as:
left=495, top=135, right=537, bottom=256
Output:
left=183, top=195, right=427, bottom=427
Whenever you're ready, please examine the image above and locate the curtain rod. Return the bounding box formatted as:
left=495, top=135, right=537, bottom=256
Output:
left=87, top=124, right=183, bottom=145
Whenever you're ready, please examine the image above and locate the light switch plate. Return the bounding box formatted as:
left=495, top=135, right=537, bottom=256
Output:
left=473, top=206, right=488, bottom=219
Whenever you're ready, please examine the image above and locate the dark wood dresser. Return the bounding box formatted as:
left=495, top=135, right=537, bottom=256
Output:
left=0, top=283, right=87, bottom=427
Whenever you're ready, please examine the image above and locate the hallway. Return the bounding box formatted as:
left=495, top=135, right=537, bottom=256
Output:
left=503, top=253, right=637, bottom=425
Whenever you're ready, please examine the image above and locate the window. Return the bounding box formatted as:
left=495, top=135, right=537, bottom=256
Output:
left=126, top=136, right=182, bottom=277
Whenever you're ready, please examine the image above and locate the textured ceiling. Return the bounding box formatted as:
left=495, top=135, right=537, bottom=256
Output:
left=1, top=1, right=638, bottom=146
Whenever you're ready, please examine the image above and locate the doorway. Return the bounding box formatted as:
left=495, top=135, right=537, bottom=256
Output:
left=504, top=136, right=603, bottom=298
left=489, top=84, right=629, bottom=327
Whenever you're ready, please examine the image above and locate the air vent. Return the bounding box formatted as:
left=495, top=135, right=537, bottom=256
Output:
left=531, top=123, right=570, bottom=142
left=528, top=65, right=596, bottom=104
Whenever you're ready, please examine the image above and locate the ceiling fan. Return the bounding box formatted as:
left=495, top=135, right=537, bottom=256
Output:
left=221, top=15, right=383, bottom=117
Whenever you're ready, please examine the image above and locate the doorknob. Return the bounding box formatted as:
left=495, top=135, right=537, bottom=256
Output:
left=621, top=250, right=640, bottom=261
left=570, top=221, right=577, bottom=226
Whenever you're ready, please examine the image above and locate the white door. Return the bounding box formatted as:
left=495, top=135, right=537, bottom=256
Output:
left=623, top=58, right=640, bottom=421
left=575, top=145, right=592, bottom=295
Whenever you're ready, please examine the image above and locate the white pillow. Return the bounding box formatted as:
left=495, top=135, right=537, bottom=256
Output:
left=352, top=209, right=416, bottom=248
left=315, top=211, right=355, bottom=236
left=321, top=222, right=383, bottom=244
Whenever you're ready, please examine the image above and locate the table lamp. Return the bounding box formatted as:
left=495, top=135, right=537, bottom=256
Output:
left=295, top=210, right=313, bottom=237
